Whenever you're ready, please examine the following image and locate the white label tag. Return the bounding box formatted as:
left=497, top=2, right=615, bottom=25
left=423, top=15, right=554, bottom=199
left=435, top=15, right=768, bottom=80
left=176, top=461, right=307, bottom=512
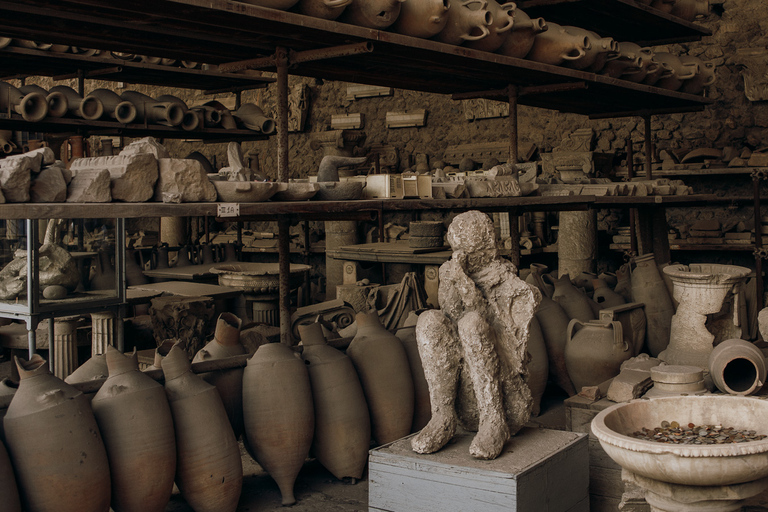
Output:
left=217, top=203, right=240, bottom=217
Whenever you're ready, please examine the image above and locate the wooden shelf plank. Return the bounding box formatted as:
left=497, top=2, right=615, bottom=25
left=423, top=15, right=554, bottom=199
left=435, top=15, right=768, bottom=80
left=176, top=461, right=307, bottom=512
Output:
left=614, top=167, right=763, bottom=178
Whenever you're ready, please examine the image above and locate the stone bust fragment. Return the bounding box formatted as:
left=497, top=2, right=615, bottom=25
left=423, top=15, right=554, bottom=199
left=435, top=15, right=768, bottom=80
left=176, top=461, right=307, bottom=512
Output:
left=411, top=210, right=541, bottom=460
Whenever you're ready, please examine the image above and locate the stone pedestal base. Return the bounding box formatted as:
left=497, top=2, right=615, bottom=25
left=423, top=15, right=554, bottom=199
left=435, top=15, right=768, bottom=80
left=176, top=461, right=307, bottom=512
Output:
left=558, top=210, right=596, bottom=278
left=90, top=310, right=116, bottom=356
left=53, top=316, right=80, bottom=379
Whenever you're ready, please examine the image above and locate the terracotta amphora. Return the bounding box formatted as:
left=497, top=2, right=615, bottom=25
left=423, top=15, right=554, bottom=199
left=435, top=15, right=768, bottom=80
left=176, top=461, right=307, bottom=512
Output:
left=65, top=352, right=108, bottom=384
left=125, top=248, right=149, bottom=286
left=154, top=245, right=170, bottom=269
left=535, top=295, right=577, bottom=396
left=565, top=318, right=631, bottom=391
left=192, top=313, right=247, bottom=439
left=592, top=278, right=626, bottom=309
left=392, top=0, right=451, bottom=38
left=19, top=83, right=68, bottom=118
left=526, top=22, right=590, bottom=66
left=161, top=343, right=242, bottom=512
left=0, top=81, right=48, bottom=122
left=299, top=322, right=370, bottom=481
left=347, top=311, right=415, bottom=445
left=156, top=94, right=200, bottom=131
left=630, top=253, right=675, bottom=357
left=642, top=55, right=674, bottom=86
left=653, top=52, right=698, bottom=91
left=395, top=311, right=431, bottom=431
left=340, top=0, right=406, bottom=29
left=233, top=103, right=276, bottom=134
left=527, top=316, right=549, bottom=417
left=670, top=0, right=708, bottom=20
left=243, top=342, right=314, bottom=506
left=465, top=0, right=516, bottom=53
left=200, top=244, right=216, bottom=265
left=496, top=7, right=546, bottom=58
left=50, top=85, right=104, bottom=120
left=552, top=274, right=596, bottom=323
left=618, top=42, right=657, bottom=83
left=85, top=89, right=138, bottom=123
left=92, top=347, right=176, bottom=512
left=525, top=262, right=554, bottom=298
left=3, top=355, right=111, bottom=512
left=561, top=26, right=618, bottom=72
left=600, top=44, right=643, bottom=79
left=435, top=0, right=492, bottom=46
left=176, top=245, right=193, bottom=267
left=296, top=0, right=352, bottom=20
left=679, top=55, right=716, bottom=95
left=120, top=90, right=184, bottom=127
left=709, top=339, right=766, bottom=396
left=0, top=438, right=21, bottom=512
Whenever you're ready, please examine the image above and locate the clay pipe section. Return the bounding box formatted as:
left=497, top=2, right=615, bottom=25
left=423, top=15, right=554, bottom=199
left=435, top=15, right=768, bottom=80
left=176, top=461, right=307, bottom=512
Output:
left=49, top=84, right=104, bottom=120
left=157, top=94, right=200, bottom=131
left=18, top=84, right=68, bottom=118
left=0, top=81, right=48, bottom=122
left=121, top=90, right=184, bottom=127
left=85, top=88, right=138, bottom=124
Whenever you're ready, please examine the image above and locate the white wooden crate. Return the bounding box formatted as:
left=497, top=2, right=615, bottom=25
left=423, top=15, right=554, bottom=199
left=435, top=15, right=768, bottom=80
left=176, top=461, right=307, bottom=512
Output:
left=369, top=427, right=589, bottom=512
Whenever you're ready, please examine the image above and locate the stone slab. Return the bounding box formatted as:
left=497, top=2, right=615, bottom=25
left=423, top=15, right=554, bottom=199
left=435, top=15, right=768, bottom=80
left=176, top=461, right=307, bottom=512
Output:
left=69, top=153, right=158, bottom=202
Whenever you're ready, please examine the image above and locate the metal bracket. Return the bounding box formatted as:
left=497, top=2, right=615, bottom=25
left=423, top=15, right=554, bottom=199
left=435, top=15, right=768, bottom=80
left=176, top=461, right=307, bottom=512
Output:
left=755, top=247, right=768, bottom=260
left=219, top=42, right=374, bottom=73
left=752, top=168, right=768, bottom=180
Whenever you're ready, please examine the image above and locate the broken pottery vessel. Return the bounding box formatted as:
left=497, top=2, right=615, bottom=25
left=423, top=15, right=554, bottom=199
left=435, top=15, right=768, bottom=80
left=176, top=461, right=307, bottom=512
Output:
left=535, top=294, right=577, bottom=396
left=296, top=0, right=352, bottom=20
left=630, top=253, right=675, bottom=357
left=50, top=85, right=104, bottom=120
left=19, top=83, right=68, bottom=118
left=85, top=89, right=138, bottom=124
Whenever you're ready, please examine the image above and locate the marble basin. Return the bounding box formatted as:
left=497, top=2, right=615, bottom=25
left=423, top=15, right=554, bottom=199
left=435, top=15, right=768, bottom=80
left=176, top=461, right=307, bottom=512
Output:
left=210, top=262, right=311, bottom=294
left=314, top=181, right=365, bottom=201
left=272, top=181, right=320, bottom=201
left=592, top=395, right=768, bottom=487
left=211, top=180, right=278, bottom=202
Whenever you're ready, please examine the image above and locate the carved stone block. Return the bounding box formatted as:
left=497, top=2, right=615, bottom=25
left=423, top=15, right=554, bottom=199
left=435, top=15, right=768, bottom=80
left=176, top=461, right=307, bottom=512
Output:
left=69, top=154, right=158, bottom=202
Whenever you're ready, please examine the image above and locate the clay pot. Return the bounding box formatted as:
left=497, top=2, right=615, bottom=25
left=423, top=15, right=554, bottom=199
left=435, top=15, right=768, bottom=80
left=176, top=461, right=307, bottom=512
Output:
left=565, top=318, right=631, bottom=391
left=0, top=81, right=49, bottom=122
left=552, top=274, right=596, bottom=323
left=19, top=84, right=68, bottom=118
left=593, top=278, right=626, bottom=310
left=0, top=438, right=21, bottom=512
left=679, top=55, right=716, bottom=95
left=600, top=45, right=643, bottom=79
left=496, top=8, right=546, bottom=58
left=391, top=0, right=450, bottom=38
left=125, top=248, right=149, bottom=286
left=341, top=0, right=406, bottom=29
left=299, top=323, right=370, bottom=481
left=526, top=22, right=590, bottom=66
left=161, top=343, right=242, bottom=512
left=90, top=248, right=116, bottom=290
left=243, top=342, right=314, bottom=506
left=653, top=52, right=698, bottom=91
left=50, top=85, right=105, bottom=120
left=572, top=271, right=598, bottom=292
left=233, top=103, right=276, bottom=134
left=92, top=347, right=176, bottom=512
left=619, top=43, right=657, bottom=83
left=535, top=295, right=576, bottom=396
left=561, top=26, right=618, bottom=72
left=642, top=56, right=674, bottom=86
left=465, top=0, right=516, bottom=52
left=435, top=0, right=492, bottom=46
left=62, top=134, right=91, bottom=168
left=525, top=262, right=554, bottom=298
left=85, top=89, right=138, bottom=124
left=527, top=316, right=549, bottom=417
left=120, top=90, right=184, bottom=127
left=3, top=355, right=111, bottom=512
left=296, top=0, right=352, bottom=20
left=65, top=352, right=108, bottom=384
left=670, top=0, right=708, bottom=20
left=347, top=311, right=414, bottom=445
left=709, top=339, right=766, bottom=396
left=192, top=313, right=247, bottom=438
left=395, top=312, right=431, bottom=431
left=630, top=253, right=675, bottom=357
left=156, top=94, right=200, bottom=131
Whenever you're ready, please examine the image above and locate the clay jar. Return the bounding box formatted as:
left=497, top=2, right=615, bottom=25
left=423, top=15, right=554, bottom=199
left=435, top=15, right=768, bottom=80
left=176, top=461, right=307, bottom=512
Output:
left=527, top=316, right=549, bottom=417
left=0, top=438, right=21, bottom=512
left=435, top=0, right=492, bottom=46
left=85, top=88, right=138, bottom=123
left=340, top=0, right=406, bottom=29
left=535, top=295, right=577, bottom=396
left=593, top=278, right=626, bottom=309
left=3, top=355, right=111, bottom=512
left=19, top=83, right=68, bottom=118
left=346, top=311, right=415, bottom=445
left=679, top=55, right=716, bottom=95
left=91, top=347, right=176, bottom=512
left=299, top=322, right=370, bottom=481
left=561, top=26, right=619, bottom=72
left=670, top=0, right=709, bottom=21
left=296, top=0, right=352, bottom=20
left=650, top=0, right=675, bottom=13
left=565, top=318, right=631, bottom=391
left=613, top=263, right=633, bottom=302
left=192, top=313, right=247, bottom=438
left=618, top=42, right=657, bottom=83
left=526, top=22, right=590, bottom=66
left=243, top=342, right=314, bottom=505
left=552, top=274, right=596, bottom=323
left=465, top=0, right=516, bottom=53
left=496, top=7, right=546, bottom=59
left=162, top=343, right=242, bottom=512
left=395, top=311, right=432, bottom=431
left=120, top=90, right=184, bottom=127
left=630, top=253, right=675, bottom=357
left=50, top=85, right=104, bottom=120
left=653, top=52, right=698, bottom=91
left=709, top=339, right=766, bottom=396
left=392, top=0, right=451, bottom=38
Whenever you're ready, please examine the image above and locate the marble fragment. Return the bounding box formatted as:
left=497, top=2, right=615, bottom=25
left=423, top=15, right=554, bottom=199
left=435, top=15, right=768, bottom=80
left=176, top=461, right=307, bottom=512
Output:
left=119, top=136, right=170, bottom=159
left=67, top=168, right=112, bottom=202
left=69, top=154, right=158, bottom=202
left=155, top=158, right=217, bottom=203
left=30, top=166, right=67, bottom=202
left=0, top=156, right=31, bottom=202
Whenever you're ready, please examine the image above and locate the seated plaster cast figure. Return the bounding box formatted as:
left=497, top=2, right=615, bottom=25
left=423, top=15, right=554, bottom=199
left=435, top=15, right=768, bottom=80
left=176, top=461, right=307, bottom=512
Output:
left=411, top=210, right=541, bottom=460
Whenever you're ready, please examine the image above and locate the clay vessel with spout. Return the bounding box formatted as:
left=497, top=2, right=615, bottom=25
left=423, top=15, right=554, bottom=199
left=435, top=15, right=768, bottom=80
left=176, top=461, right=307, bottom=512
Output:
left=619, top=42, right=657, bottom=83
left=157, top=94, right=200, bottom=131
left=296, top=0, right=351, bottom=19
left=0, top=81, right=49, bottom=122
left=392, top=0, right=451, bottom=38
left=86, top=89, right=138, bottom=124
left=496, top=8, right=546, bottom=58
left=561, top=26, right=618, bottom=72
left=234, top=103, right=276, bottom=134
left=671, top=0, right=708, bottom=20
left=679, top=55, right=715, bottom=95
left=19, top=84, right=68, bottom=118
left=527, top=22, right=590, bottom=66
left=653, top=52, right=698, bottom=91
left=121, top=90, right=185, bottom=127
left=465, top=0, right=516, bottom=52
left=435, top=0, right=492, bottom=46
left=341, top=0, right=406, bottom=29
left=50, top=84, right=104, bottom=120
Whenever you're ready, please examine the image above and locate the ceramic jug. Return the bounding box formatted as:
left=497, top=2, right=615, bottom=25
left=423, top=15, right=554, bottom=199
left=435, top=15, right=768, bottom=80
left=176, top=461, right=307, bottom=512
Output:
left=465, top=0, right=516, bottom=52
left=496, top=7, right=546, bottom=58
left=299, top=322, right=370, bottom=481
left=679, top=55, right=716, bottom=95
left=3, top=355, right=111, bottom=512
left=552, top=274, right=596, bottom=323
left=526, top=22, right=590, bottom=66
left=392, top=0, right=451, bottom=38
left=0, top=81, right=48, bottom=122
left=176, top=245, right=193, bottom=267
left=85, top=89, right=138, bottom=123
left=527, top=316, right=549, bottom=417
left=561, top=26, right=618, bottom=72
left=592, top=278, right=626, bottom=309
left=200, top=243, right=216, bottom=265
left=0, top=438, right=21, bottom=512
left=395, top=311, right=431, bottom=431
left=62, top=133, right=91, bottom=169
left=619, top=42, right=657, bottom=83
left=162, top=343, right=242, bottom=512
left=708, top=338, right=766, bottom=396
left=346, top=311, right=415, bottom=445
left=92, top=347, right=176, bottom=512
left=50, top=84, right=104, bottom=120
left=535, top=295, right=576, bottom=396
left=19, top=83, right=68, bottom=118
left=630, top=253, right=675, bottom=356
left=671, top=0, right=708, bottom=20
left=340, top=0, right=406, bottom=29
left=121, top=90, right=184, bottom=127
left=192, top=312, right=247, bottom=438
left=565, top=318, right=631, bottom=391
left=435, top=0, right=492, bottom=46
left=653, top=52, right=698, bottom=91
left=296, top=0, right=352, bottom=20
left=243, top=342, right=314, bottom=505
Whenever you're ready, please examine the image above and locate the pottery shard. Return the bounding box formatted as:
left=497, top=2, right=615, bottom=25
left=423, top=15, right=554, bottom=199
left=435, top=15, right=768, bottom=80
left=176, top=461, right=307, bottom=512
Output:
left=0, top=157, right=31, bottom=202
left=2, top=147, right=55, bottom=172
left=30, top=166, right=67, bottom=202
left=155, top=158, right=217, bottom=203
left=69, top=154, right=158, bottom=202
left=67, top=168, right=112, bottom=202
left=120, top=136, right=170, bottom=160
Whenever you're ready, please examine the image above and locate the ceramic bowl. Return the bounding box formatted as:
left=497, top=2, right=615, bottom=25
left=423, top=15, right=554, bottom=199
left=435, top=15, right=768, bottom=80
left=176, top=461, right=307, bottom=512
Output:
left=211, top=180, right=278, bottom=202
left=272, top=181, right=321, bottom=201
left=314, top=181, right=365, bottom=201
